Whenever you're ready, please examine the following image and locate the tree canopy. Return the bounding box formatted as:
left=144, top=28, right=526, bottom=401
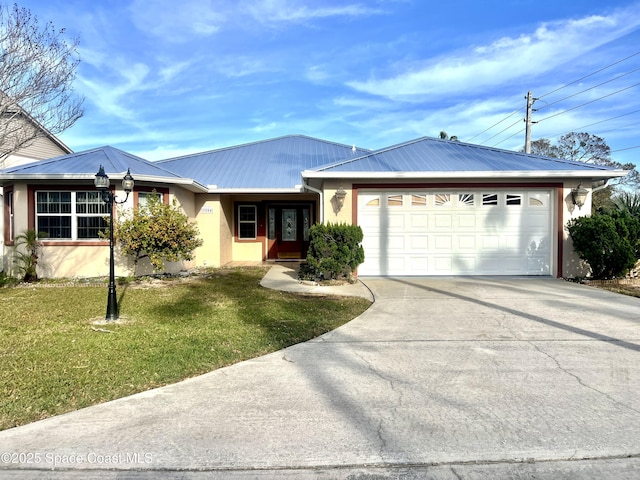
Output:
left=529, top=132, right=639, bottom=189
left=528, top=132, right=639, bottom=211
left=0, top=3, right=83, bottom=163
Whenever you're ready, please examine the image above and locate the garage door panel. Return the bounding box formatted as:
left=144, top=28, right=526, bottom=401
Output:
left=456, top=235, right=476, bottom=250
left=503, top=234, right=523, bottom=249
left=527, top=212, right=550, bottom=229
left=432, top=256, right=453, bottom=273
left=407, top=256, right=429, bottom=273
left=433, top=214, right=453, bottom=228
left=410, top=214, right=429, bottom=228
left=381, top=214, right=405, bottom=230
left=387, top=234, right=408, bottom=251
left=358, top=190, right=553, bottom=276
left=410, top=235, right=429, bottom=250
left=456, top=214, right=476, bottom=228
left=481, top=235, right=500, bottom=249
left=433, top=235, right=453, bottom=250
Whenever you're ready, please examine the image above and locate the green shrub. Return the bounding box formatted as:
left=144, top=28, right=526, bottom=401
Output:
left=0, top=270, right=18, bottom=287
left=567, top=211, right=640, bottom=279
left=13, top=229, right=48, bottom=282
left=304, top=223, right=365, bottom=281
left=114, top=193, right=203, bottom=273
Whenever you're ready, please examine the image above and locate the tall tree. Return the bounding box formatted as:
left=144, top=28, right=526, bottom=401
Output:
left=528, top=138, right=556, bottom=157
left=0, top=3, right=83, bottom=164
left=528, top=132, right=639, bottom=210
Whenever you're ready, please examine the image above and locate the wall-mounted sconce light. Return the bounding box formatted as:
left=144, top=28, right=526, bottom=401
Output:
left=571, top=183, right=588, bottom=209
left=335, top=186, right=347, bottom=210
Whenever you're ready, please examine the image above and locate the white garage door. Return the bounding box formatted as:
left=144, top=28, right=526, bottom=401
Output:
left=357, top=190, right=553, bottom=276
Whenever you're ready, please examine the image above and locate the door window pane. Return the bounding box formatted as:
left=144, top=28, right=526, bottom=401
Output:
left=282, top=209, right=297, bottom=241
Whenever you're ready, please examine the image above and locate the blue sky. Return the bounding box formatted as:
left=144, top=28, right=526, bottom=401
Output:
left=18, top=0, right=640, bottom=167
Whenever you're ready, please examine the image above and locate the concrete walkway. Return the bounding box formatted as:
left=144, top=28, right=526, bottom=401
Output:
left=1, top=271, right=640, bottom=479
left=259, top=263, right=374, bottom=300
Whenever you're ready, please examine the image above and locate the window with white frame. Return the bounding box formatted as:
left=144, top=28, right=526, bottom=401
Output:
left=238, top=205, right=257, bottom=240
left=138, top=191, right=163, bottom=208
left=36, top=191, right=110, bottom=240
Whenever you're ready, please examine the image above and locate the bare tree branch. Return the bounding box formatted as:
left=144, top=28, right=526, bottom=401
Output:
left=0, top=3, right=83, bottom=163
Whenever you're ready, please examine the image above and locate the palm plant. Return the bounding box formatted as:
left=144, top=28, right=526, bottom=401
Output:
left=613, top=191, right=640, bottom=219
left=14, top=229, right=48, bottom=282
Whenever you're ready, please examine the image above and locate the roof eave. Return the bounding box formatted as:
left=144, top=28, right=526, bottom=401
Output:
left=206, top=187, right=304, bottom=194
left=0, top=173, right=209, bottom=192
left=301, top=170, right=629, bottom=180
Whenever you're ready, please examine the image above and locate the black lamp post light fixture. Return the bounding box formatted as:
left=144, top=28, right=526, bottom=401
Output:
left=94, top=165, right=134, bottom=321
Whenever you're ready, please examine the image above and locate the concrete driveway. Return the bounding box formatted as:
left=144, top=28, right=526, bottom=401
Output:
left=1, top=276, right=639, bottom=479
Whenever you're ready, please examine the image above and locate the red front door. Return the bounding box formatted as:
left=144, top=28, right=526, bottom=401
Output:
left=267, top=205, right=312, bottom=260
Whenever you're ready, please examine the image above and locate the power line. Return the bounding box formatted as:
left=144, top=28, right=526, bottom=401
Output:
left=536, top=65, right=640, bottom=111
left=546, top=109, right=640, bottom=138
left=478, top=117, right=523, bottom=145
left=536, top=81, right=640, bottom=124
left=468, top=51, right=640, bottom=148
left=612, top=145, right=640, bottom=153
left=537, top=50, right=640, bottom=100
left=467, top=108, right=523, bottom=142
left=492, top=126, right=526, bottom=148
left=589, top=120, right=640, bottom=136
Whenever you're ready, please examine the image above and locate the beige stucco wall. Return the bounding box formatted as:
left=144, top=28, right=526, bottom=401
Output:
left=193, top=194, right=220, bottom=268
left=219, top=196, right=234, bottom=266
left=3, top=184, right=201, bottom=279
left=323, top=181, right=353, bottom=224
left=561, top=181, right=592, bottom=278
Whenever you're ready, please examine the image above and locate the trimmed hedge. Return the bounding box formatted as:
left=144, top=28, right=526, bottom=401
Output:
left=567, top=211, right=640, bottom=279
left=304, top=223, right=365, bottom=281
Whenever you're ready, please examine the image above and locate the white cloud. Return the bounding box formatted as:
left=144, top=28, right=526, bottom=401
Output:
left=251, top=121, right=278, bottom=133
left=158, top=60, right=194, bottom=83
left=242, top=0, right=383, bottom=24
left=214, top=56, right=272, bottom=78
left=347, top=6, right=640, bottom=100
left=129, top=0, right=227, bottom=42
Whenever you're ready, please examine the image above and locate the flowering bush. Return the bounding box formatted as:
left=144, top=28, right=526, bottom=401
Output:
left=114, top=193, right=203, bottom=272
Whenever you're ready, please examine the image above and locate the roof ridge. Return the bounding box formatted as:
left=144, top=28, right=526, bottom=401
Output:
left=157, top=134, right=370, bottom=163
left=312, top=135, right=616, bottom=172
left=312, top=136, right=428, bottom=172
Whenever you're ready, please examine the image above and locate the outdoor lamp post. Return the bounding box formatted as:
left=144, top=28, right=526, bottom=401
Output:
left=94, top=165, right=134, bottom=321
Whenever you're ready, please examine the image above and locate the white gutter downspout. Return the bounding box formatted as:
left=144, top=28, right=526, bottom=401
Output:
left=591, top=179, right=609, bottom=194
left=303, top=179, right=324, bottom=223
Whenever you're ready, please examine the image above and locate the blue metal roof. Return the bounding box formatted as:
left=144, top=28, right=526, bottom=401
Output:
left=1, top=135, right=623, bottom=191
left=1, top=145, right=184, bottom=180
left=311, top=136, right=620, bottom=174
left=158, top=135, right=370, bottom=189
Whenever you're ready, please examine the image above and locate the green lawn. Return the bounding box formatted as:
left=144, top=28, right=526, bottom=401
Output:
left=0, top=267, right=371, bottom=431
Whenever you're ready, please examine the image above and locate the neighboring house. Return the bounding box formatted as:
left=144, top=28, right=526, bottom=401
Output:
left=0, top=118, right=72, bottom=271
left=0, top=134, right=627, bottom=278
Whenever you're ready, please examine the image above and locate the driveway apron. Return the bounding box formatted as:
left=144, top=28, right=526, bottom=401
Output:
left=1, top=277, right=639, bottom=477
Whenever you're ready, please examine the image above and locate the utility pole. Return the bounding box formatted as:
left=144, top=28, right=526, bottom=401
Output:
left=524, top=91, right=537, bottom=154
